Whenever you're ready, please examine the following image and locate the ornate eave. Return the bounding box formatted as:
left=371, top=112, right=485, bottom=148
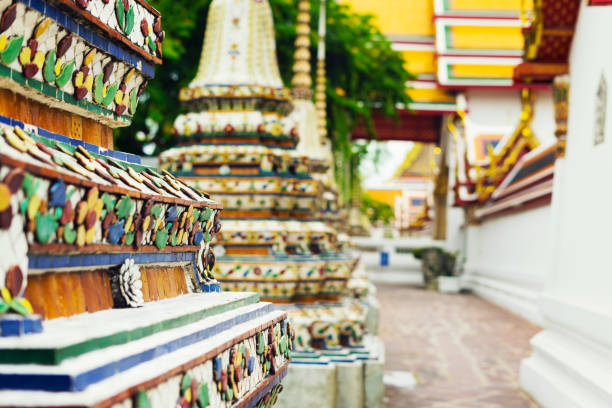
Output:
left=451, top=89, right=548, bottom=210
left=351, top=109, right=442, bottom=143
left=514, top=0, right=580, bottom=83
left=473, top=143, right=555, bottom=221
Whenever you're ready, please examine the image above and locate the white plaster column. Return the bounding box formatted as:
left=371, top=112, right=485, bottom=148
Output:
left=520, top=3, right=612, bottom=406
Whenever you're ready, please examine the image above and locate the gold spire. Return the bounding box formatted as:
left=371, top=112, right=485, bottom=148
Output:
left=291, top=0, right=313, bottom=99
left=316, top=0, right=327, bottom=139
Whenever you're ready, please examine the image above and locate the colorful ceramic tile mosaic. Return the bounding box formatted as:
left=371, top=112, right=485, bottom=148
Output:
left=154, top=4, right=382, bottom=381
left=0, top=0, right=291, bottom=405
left=0, top=0, right=157, bottom=126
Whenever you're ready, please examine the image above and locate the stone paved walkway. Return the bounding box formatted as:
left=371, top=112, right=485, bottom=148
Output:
left=377, top=283, right=541, bottom=408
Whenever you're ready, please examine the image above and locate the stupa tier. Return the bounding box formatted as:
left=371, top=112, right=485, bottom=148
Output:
left=175, top=0, right=293, bottom=148
left=0, top=0, right=291, bottom=406
left=159, top=0, right=353, bottom=305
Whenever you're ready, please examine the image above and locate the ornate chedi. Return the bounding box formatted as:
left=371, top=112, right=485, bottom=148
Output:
left=160, top=1, right=383, bottom=407
left=160, top=0, right=353, bottom=307
left=0, top=0, right=291, bottom=406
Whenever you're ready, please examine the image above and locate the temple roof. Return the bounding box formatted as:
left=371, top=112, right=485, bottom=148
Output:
left=514, top=0, right=581, bottom=82
left=392, top=143, right=435, bottom=180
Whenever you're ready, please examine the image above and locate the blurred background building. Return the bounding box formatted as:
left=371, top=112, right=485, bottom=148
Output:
left=350, top=1, right=612, bottom=407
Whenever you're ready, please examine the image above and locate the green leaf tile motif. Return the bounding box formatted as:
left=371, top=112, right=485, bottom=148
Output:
left=135, top=390, right=152, bottom=408
left=35, top=213, right=58, bottom=244
left=155, top=228, right=168, bottom=250
left=129, top=88, right=138, bottom=114
left=125, top=7, right=135, bottom=35
left=43, top=50, right=56, bottom=82
left=56, top=61, right=75, bottom=88
left=115, top=0, right=125, bottom=32
left=64, top=224, right=77, bottom=244
left=116, top=195, right=134, bottom=219
left=0, top=35, right=23, bottom=65
left=103, top=82, right=119, bottom=106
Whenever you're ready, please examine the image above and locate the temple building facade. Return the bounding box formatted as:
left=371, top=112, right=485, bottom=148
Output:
left=365, top=143, right=436, bottom=235
left=347, top=0, right=557, bottom=323
left=350, top=0, right=612, bottom=406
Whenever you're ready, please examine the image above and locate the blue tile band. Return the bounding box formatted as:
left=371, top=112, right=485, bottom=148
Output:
left=200, top=283, right=222, bottom=293
left=0, top=315, right=44, bottom=337
left=28, top=251, right=196, bottom=270
left=0, top=303, right=275, bottom=391
left=243, top=366, right=289, bottom=408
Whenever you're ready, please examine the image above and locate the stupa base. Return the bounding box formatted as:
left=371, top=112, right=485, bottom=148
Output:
left=277, top=336, right=385, bottom=408
left=521, top=329, right=612, bottom=408
left=0, top=293, right=292, bottom=407
left=215, top=253, right=356, bottom=304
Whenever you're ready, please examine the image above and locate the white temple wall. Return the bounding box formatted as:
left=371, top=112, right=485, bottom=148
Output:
left=463, top=206, right=552, bottom=325
left=520, top=3, right=612, bottom=407
left=465, top=88, right=555, bottom=145
left=449, top=88, right=555, bottom=324
left=464, top=88, right=522, bottom=127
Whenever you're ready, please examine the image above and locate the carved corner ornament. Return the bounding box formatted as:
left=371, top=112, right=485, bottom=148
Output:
left=553, top=74, right=570, bottom=158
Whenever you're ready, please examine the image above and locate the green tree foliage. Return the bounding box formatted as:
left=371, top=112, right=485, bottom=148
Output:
left=361, top=193, right=394, bottom=225
left=114, top=0, right=410, bottom=204
left=113, top=0, right=210, bottom=154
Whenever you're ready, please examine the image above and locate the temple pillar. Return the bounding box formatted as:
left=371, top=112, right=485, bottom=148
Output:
left=520, top=3, right=612, bottom=406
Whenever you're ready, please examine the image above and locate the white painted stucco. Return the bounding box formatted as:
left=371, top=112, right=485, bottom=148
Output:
left=520, top=3, right=612, bottom=407
left=464, top=205, right=552, bottom=325
left=465, top=88, right=522, bottom=127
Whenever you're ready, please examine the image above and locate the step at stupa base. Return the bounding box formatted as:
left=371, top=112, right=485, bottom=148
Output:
left=277, top=336, right=385, bottom=408
left=0, top=293, right=293, bottom=407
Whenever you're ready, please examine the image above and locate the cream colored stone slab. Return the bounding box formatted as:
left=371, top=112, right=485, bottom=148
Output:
left=276, top=363, right=336, bottom=408
left=366, top=293, right=380, bottom=336
left=364, top=339, right=385, bottom=408
left=335, top=361, right=363, bottom=408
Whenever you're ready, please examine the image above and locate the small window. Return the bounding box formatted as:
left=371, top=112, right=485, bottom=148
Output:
left=594, top=74, right=607, bottom=146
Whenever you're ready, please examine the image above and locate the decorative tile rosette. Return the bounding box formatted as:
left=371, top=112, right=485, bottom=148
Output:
left=172, top=110, right=299, bottom=146
left=160, top=145, right=318, bottom=178
left=180, top=177, right=318, bottom=197
left=179, top=84, right=291, bottom=104
left=110, top=257, right=144, bottom=307
left=213, top=256, right=354, bottom=303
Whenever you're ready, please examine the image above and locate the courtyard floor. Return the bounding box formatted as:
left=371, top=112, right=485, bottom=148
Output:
left=377, top=283, right=542, bottom=408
